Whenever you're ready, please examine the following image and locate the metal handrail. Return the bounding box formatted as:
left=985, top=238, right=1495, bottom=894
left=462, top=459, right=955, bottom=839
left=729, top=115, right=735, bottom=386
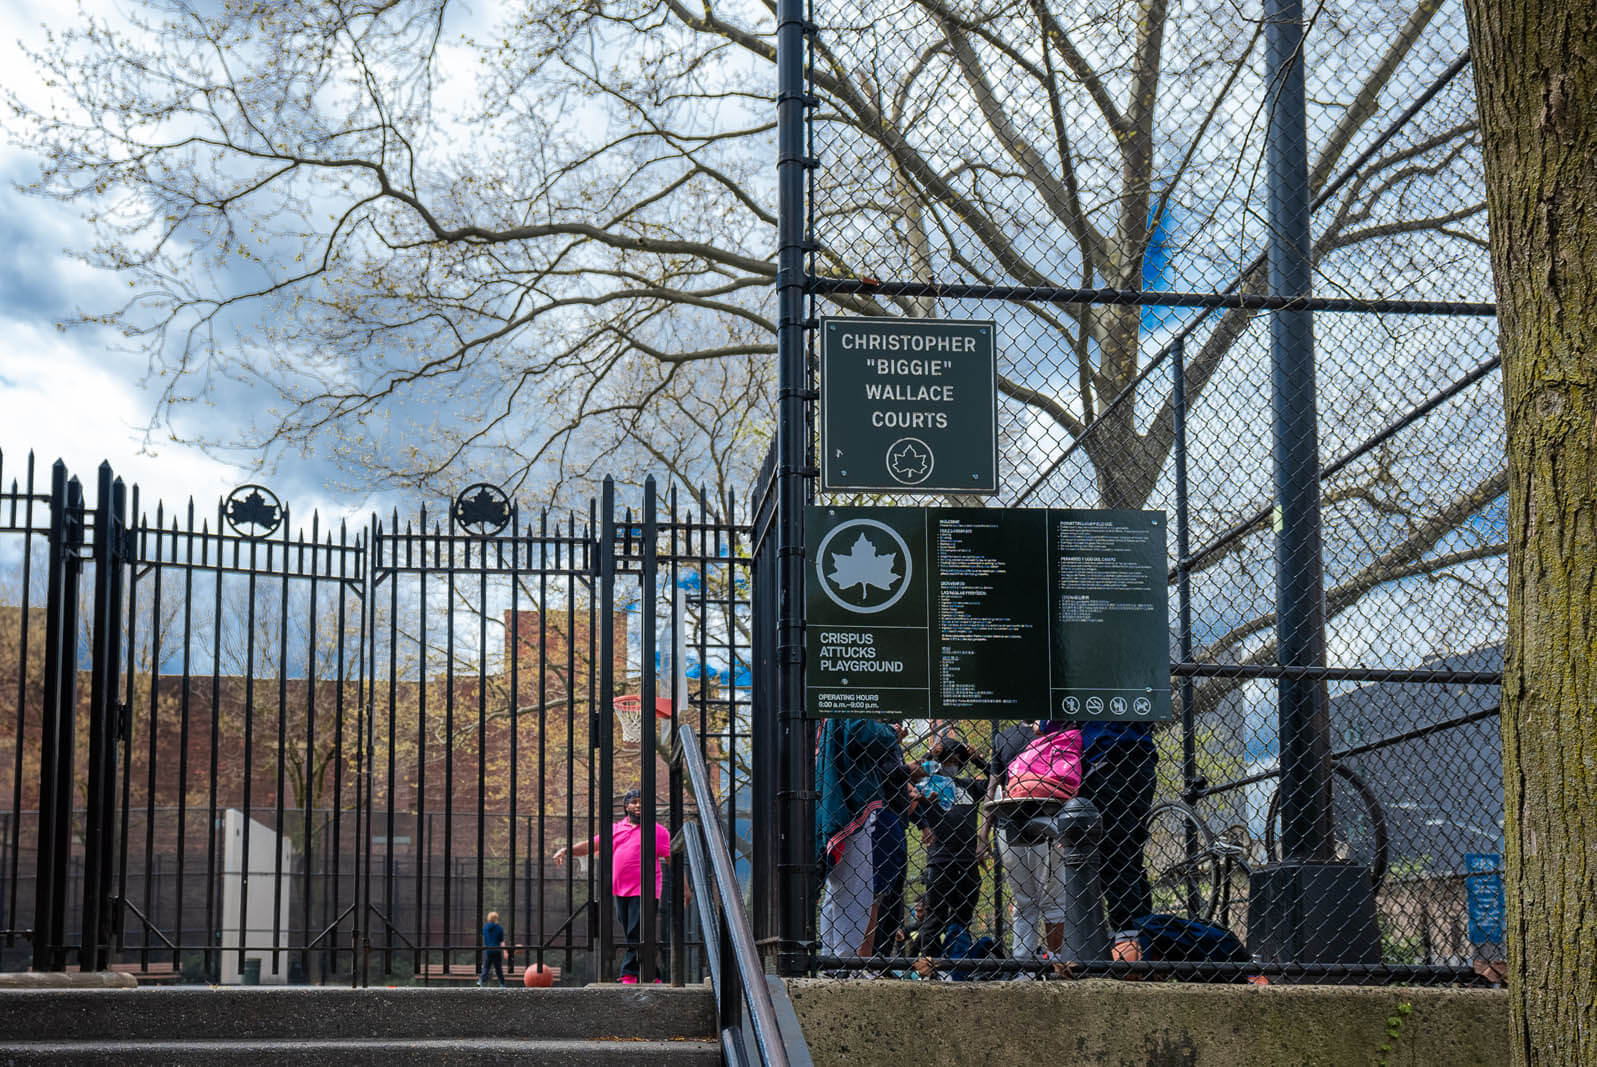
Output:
left=673, top=724, right=810, bottom=1067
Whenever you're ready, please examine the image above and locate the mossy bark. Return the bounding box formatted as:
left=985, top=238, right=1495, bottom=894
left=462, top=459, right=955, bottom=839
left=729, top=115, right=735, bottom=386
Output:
left=1459, top=3, right=1597, bottom=1062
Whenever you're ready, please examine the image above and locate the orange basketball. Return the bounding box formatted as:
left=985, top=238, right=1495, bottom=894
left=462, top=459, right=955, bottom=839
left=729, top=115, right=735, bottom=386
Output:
left=523, top=963, right=556, bottom=988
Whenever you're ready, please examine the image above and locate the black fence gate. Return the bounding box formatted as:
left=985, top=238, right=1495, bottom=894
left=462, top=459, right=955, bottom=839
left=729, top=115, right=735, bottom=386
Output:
left=1, top=449, right=752, bottom=985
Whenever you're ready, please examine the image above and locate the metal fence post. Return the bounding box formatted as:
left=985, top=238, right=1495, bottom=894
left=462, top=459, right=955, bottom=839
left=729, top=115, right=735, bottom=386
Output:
left=33, top=463, right=83, bottom=971
left=775, top=0, right=814, bottom=978
left=667, top=487, right=687, bottom=987
left=1173, top=338, right=1198, bottom=804
left=1264, top=0, right=1333, bottom=865
left=1256, top=0, right=1383, bottom=966
left=640, top=475, right=659, bottom=982
left=80, top=465, right=127, bottom=971
left=749, top=454, right=779, bottom=956
left=596, top=476, right=617, bottom=981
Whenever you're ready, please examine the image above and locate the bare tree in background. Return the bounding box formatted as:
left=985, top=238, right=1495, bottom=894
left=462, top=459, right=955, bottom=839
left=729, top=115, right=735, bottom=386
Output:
left=16, top=0, right=1502, bottom=675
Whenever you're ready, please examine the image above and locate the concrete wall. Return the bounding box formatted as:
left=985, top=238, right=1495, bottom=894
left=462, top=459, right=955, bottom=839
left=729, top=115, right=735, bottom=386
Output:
left=786, top=978, right=1507, bottom=1067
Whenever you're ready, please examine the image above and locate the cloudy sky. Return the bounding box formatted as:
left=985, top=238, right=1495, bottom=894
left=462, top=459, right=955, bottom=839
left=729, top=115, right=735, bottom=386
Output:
left=0, top=0, right=399, bottom=525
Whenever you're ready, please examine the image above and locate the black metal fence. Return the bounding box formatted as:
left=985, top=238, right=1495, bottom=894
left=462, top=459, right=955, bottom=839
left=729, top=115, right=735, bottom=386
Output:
left=1, top=450, right=753, bottom=985
left=759, top=0, right=1504, bottom=984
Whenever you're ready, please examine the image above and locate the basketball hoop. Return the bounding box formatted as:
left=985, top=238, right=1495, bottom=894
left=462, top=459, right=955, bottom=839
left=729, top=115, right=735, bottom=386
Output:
left=613, top=695, right=674, bottom=746
left=615, top=695, right=644, bottom=745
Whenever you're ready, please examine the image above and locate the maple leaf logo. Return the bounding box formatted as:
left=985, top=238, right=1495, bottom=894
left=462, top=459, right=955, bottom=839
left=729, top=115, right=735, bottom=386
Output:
left=224, top=485, right=284, bottom=538
left=814, top=517, right=913, bottom=614
left=453, top=484, right=511, bottom=536
left=885, top=437, right=933, bottom=485
left=827, top=532, right=900, bottom=601
left=227, top=490, right=279, bottom=531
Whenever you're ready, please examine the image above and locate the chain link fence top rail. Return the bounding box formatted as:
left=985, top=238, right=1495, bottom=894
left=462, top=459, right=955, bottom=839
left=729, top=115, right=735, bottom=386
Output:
left=798, top=0, right=1503, bottom=982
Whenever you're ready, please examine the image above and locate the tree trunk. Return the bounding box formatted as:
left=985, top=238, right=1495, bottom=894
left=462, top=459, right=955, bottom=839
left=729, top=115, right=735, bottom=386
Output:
left=1459, top=3, right=1597, bottom=1062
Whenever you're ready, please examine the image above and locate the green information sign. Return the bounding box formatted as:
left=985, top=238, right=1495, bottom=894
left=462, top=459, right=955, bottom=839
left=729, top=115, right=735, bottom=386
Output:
left=805, top=506, right=1171, bottom=721
left=820, top=317, right=997, bottom=494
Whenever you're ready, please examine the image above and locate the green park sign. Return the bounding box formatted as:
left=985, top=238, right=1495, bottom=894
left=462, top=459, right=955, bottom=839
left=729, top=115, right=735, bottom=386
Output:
left=805, top=506, right=1172, bottom=721
left=820, top=317, right=997, bottom=494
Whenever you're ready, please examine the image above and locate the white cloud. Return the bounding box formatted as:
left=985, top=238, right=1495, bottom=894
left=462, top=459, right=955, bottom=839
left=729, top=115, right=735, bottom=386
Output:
left=0, top=0, right=413, bottom=525
left=0, top=0, right=249, bottom=505
left=0, top=319, right=244, bottom=502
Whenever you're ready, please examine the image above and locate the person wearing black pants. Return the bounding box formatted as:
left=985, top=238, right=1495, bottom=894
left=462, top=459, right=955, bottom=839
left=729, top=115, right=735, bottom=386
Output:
left=478, top=911, right=508, bottom=986
left=914, top=739, right=988, bottom=956
left=921, top=863, right=982, bottom=953
left=614, top=892, right=670, bottom=983
left=867, top=806, right=909, bottom=958
left=1078, top=724, right=1157, bottom=930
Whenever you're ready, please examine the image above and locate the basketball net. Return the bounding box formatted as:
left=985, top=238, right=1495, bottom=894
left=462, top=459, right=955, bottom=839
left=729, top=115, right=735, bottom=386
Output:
left=615, top=695, right=644, bottom=746
left=614, top=595, right=685, bottom=747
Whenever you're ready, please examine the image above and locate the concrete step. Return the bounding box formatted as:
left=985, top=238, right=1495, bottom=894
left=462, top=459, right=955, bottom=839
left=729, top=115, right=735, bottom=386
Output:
left=0, top=1037, right=722, bottom=1065
left=0, top=986, right=716, bottom=1043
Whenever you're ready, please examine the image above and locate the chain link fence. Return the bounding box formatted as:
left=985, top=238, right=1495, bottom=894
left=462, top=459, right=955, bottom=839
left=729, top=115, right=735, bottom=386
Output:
left=799, top=0, right=1502, bottom=983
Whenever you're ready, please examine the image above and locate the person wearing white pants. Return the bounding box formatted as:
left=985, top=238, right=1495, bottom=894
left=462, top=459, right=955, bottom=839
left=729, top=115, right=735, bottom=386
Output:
left=815, top=718, right=922, bottom=970
left=819, top=807, right=879, bottom=959
left=998, top=829, right=1068, bottom=959
left=986, top=722, right=1070, bottom=961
